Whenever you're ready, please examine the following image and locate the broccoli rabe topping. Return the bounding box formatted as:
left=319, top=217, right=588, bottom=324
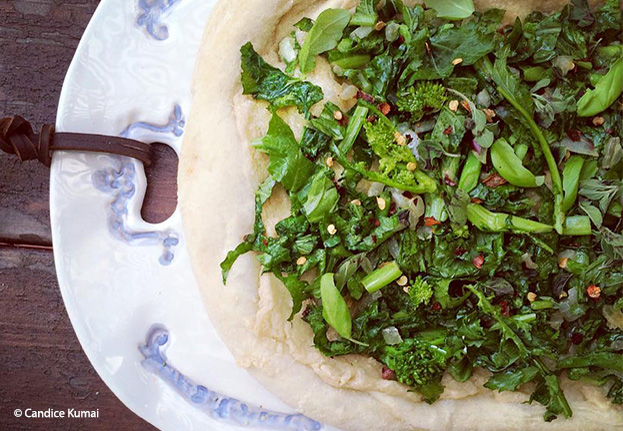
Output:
left=396, top=82, right=447, bottom=121
left=224, top=0, right=623, bottom=422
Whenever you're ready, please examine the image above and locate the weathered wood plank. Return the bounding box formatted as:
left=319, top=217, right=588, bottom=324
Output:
left=0, top=246, right=154, bottom=429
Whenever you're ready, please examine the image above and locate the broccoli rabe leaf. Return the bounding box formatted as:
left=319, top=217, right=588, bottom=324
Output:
left=241, top=42, right=323, bottom=114
left=255, top=113, right=315, bottom=193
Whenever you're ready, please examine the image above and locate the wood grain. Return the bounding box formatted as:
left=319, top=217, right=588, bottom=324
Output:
left=0, top=1, right=176, bottom=429
left=0, top=246, right=153, bottom=429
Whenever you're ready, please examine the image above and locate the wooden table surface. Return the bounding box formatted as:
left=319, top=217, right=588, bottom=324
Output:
left=0, top=2, right=178, bottom=429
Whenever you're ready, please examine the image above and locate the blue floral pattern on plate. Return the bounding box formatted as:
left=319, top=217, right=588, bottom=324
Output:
left=136, top=0, right=183, bottom=41
left=91, top=105, right=184, bottom=265
left=140, top=328, right=325, bottom=431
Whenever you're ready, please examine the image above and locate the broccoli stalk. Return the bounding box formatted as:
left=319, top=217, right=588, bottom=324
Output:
left=396, top=81, right=447, bottom=121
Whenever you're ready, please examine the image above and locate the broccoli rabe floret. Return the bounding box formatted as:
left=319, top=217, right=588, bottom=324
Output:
left=380, top=338, right=447, bottom=402
left=396, top=81, right=447, bottom=121
left=408, top=276, right=433, bottom=308
left=363, top=119, right=416, bottom=176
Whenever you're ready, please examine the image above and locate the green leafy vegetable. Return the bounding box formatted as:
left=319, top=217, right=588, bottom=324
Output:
left=577, top=56, right=623, bottom=117
left=491, top=138, right=545, bottom=188
left=425, top=0, right=475, bottom=20
left=320, top=273, right=352, bottom=339
left=299, top=9, right=351, bottom=74
left=241, top=43, right=323, bottom=114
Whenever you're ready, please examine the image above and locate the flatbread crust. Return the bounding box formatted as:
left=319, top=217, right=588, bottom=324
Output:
left=179, top=1, right=623, bottom=429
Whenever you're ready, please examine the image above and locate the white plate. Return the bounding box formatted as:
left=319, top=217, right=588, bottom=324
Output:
left=51, top=1, right=332, bottom=430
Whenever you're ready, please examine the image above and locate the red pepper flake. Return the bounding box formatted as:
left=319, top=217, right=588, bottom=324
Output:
left=262, top=239, right=269, bottom=246
left=382, top=366, right=397, bottom=380
left=454, top=248, right=467, bottom=256
left=444, top=175, right=457, bottom=187
left=566, top=129, right=583, bottom=141
left=498, top=300, right=510, bottom=317
left=356, top=91, right=374, bottom=103
left=367, top=115, right=377, bottom=123
left=374, top=219, right=381, bottom=227
left=472, top=255, right=485, bottom=269
left=431, top=302, right=442, bottom=311
left=461, top=100, right=472, bottom=113
left=443, top=126, right=453, bottom=135
left=425, top=217, right=442, bottom=227
left=379, top=103, right=391, bottom=116
left=587, top=285, right=601, bottom=299
left=397, top=35, right=405, bottom=44
left=471, top=198, right=483, bottom=204
left=571, top=333, right=584, bottom=345
left=403, top=191, right=414, bottom=199
left=482, top=172, right=508, bottom=188
left=389, top=202, right=397, bottom=216
left=302, top=306, right=311, bottom=319
left=372, top=235, right=378, bottom=243
left=338, top=116, right=349, bottom=127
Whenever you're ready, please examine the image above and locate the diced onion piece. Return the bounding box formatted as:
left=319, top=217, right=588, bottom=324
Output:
left=279, top=37, right=297, bottom=64
left=351, top=26, right=374, bottom=40
left=385, top=22, right=400, bottom=42
left=382, top=327, right=403, bottom=345
left=603, top=305, right=623, bottom=330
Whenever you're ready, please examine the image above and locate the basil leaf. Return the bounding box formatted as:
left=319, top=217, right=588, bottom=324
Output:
left=299, top=9, right=351, bottom=74
left=425, top=0, right=474, bottom=20
left=491, top=138, right=545, bottom=188
left=240, top=42, right=323, bottom=114
left=577, top=56, right=623, bottom=117
left=320, top=273, right=352, bottom=339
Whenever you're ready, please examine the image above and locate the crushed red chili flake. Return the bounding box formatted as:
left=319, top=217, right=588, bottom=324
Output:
left=444, top=175, right=457, bottom=186
left=372, top=235, right=378, bottom=243
left=443, top=126, right=453, bottom=135
left=431, top=302, right=442, bottom=311
left=367, top=115, right=377, bottom=123
left=425, top=217, right=442, bottom=227
left=403, top=191, right=414, bottom=199
left=471, top=198, right=484, bottom=204
left=389, top=202, right=397, bottom=216
left=374, top=219, right=381, bottom=227
left=379, top=103, right=391, bottom=116
left=356, top=91, right=374, bottom=103
left=571, top=333, right=584, bottom=345
left=382, top=367, right=397, bottom=380
left=454, top=248, right=467, bottom=256
left=482, top=172, right=508, bottom=188
left=498, top=300, right=510, bottom=317
left=587, top=285, right=601, bottom=299
left=302, top=306, right=311, bottom=319
left=262, top=239, right=269, bottom=246
left=338, top=116, right=349, bottom=127
left=397, top=35, right=405, bottom=44
left=472, top=255, right=485, bottom=269
left=566, top=129, right=583, bottom=141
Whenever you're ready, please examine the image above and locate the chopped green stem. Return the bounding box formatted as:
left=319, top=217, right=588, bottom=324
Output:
left=339, top=105, right=369, bottom=153
left=332, top=55, right=372, bottom=70
left=350, top=14, right=377, bottom=27
left=361, top=261, right=402, bottom=293
left=495, top=85, right=564, bottom=234
left=531, top=300, right=554, bottom=310
left=467, top=204, right=553, bottom=234
left=563, top=216, right=592, bottom=236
